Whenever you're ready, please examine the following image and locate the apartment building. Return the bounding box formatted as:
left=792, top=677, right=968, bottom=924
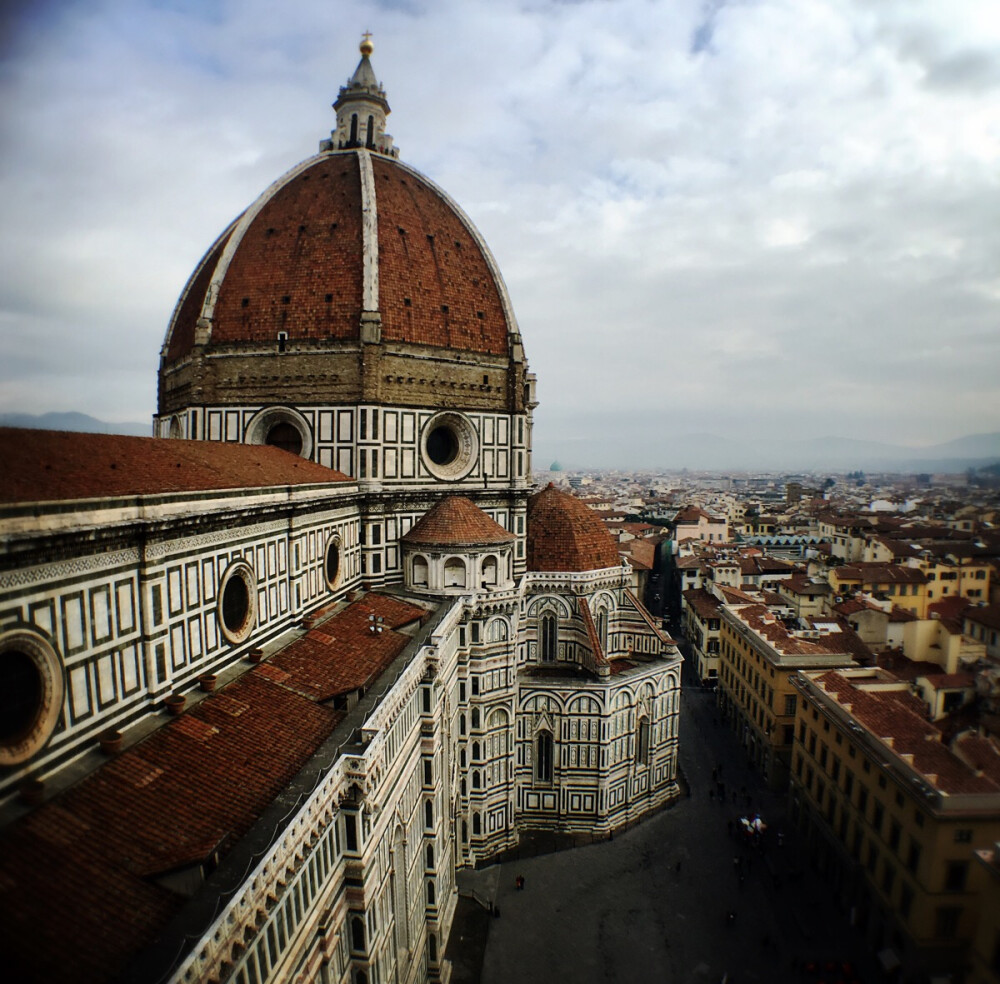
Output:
left=718, top=604, right=861, bottom=789
left=791, top=668, right=1000, bottom=981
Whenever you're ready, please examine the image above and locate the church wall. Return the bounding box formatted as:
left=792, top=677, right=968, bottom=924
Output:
left=155, top=402, right=531, bottom=492
left=171, top=601, right=465, bottom=984
left=0, top=489, right=362, bottom=797
left=514, top=665, right=681, bottom=835
left=460, top=597, right=520, bottom=861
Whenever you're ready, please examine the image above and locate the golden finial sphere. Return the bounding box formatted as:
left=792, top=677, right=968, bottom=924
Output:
left=360, top=33, right=374, bottom=56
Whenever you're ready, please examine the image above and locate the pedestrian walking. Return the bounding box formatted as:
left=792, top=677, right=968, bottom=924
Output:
left=515, top=874, right=525, bottom=890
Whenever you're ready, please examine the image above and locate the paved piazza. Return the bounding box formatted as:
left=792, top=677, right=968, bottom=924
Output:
left=459, top=681, right=881, bottom=984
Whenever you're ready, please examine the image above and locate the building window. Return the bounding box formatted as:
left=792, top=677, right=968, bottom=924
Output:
left=218, top=561, right=257, bottom=644
left=596, top=610, right=608, bottom=652
left=540, top=613, right=557, bottom=662
left=636, top=717, right=650, bottom=766
left=444, top=558, right=466, bottom=588
left=535, top=731, right=553, bottom=783
left=412, top=555, right=429, bottom=587
left=0, top=629, right=65, bottom=767
left=945, top=861, right=968, bottom=893
left=324, top=535, right=341, bottom=590
left=955, top=828, right=972, bottom=843
left=482, top=556, right=498, bottom=587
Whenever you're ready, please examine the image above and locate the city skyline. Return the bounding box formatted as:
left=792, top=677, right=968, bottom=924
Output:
left=2, top=0, right=999, bottom=459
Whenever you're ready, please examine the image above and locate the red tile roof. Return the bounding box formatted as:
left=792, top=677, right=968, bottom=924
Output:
left=965, top=603, right=1000, bottom=632
left=0, top=672, right=340, bottom=983
left=401, top=496, right=514, bottom=547
left=683, top=588, right=722, bottom=619
left=269, top=593, right=428, bottom=700
left=0, top=592, right=425, bottom=983
left=832, top=563, right=927, bottom=585
left=619, top=537, right=656, bottom=571
left=0, top=429, right=348, bottom=504
left=527, top=484, right=621, bottom=572
left=813, top=672, right=1000, bottom=795
left=927, top=596, right=972, bottom=620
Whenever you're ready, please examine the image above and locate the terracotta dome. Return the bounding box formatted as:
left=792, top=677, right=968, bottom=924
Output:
left=526, top=484, right=621, bottom=572
left=162, top=151, right=515, bottom=364
left=402, top=496, right=515, bottom=547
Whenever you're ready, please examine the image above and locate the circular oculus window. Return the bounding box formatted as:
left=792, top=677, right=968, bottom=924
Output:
left=218, top=562, right=258, bottom=644
left=324, top=534, right=342, bottom=591
left=420, top=412, right=478, bottom=481
left=244, top=406, right=313, bottom=459
left=0, top=629, right=65, bottom=767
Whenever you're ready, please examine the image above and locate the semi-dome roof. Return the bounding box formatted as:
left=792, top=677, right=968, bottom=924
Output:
left=402, top=496, right=515, bottom=548
left=526, top=484, right=621, bottom=572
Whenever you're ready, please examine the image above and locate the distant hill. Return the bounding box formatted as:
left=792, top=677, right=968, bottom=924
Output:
left=535, top=422, right=1000, bottom=473
left=0, top=412, right=150, bottom=437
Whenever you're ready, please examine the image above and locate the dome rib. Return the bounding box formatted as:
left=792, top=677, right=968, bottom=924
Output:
left=526, top=484, right=621, bottom=573
left=402, top=496, right=515, bottom=547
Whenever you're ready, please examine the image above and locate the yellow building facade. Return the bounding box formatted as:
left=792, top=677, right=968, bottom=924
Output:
left=718, top=604, right=857, bottom=789
left=791, top=668, right=1000, bottom=981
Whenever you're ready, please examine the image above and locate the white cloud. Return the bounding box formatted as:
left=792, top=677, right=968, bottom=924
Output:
left=0, top=0, right=998, bottom=458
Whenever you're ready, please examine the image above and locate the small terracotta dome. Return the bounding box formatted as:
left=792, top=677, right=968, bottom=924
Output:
left=402, top=496, right=515, bottom=547
left=527, top=483, right=621, bottom=572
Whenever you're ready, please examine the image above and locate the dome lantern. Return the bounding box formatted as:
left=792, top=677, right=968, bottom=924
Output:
left=321, top=34, right=398, bottom=157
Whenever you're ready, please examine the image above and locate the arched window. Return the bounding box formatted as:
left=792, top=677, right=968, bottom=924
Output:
left=444, top=558, right=466, bottom=587
left=540, top=613, right=557, bottom=662
left=424, top=800, right=433, bottom=829
left=471, top=708, right=480, bottom=729
left=636, top=717, right=650, bottom=765
left=472, top=812, right=481, bottom=835
left=482, top=556, right=498, bottom=586
left=429, top=934, right=437, bottom=962
left=425, top=844, right=434, bottom=869
left=472, top=771, right=480, bottom=789
left=412, top=555, right=428, bottom=586
left=596, top=609, right=608, bottom=652
left=426, top=880, right=436, bottom=905
left=351, top=915, right=365, bottom=951
left=472, top=741, right=480, bottom=760
left=366, top=114, right=375, bottom=148
left=349, top=113, right=358, bottom=145
left=535, top=731, right=553, bottom=783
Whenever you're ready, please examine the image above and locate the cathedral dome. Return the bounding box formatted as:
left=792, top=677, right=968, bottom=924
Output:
left=526, top=484, right=621, bottom=573
left=158, top=40, right=527, bottom=428
left=161, top=151, right=516, bottom=363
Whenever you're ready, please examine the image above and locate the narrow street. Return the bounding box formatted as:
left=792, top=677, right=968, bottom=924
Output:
left=457, top=664, right=879, bottom=983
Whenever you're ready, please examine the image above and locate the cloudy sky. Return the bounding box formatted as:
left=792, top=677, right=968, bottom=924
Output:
left=1, top=0, right=998, bottom=465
